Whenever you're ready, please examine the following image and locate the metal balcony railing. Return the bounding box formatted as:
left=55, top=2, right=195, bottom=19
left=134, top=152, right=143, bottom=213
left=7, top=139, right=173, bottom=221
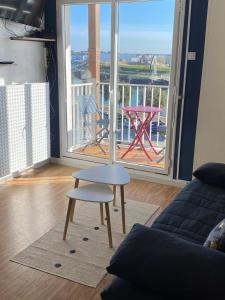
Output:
left=71, top=82, right=169, bottom=149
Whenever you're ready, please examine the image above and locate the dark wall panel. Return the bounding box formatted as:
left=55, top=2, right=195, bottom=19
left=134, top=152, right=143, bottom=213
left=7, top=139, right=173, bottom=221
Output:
left=45, top=0, right=60, bottom=158
left=174, top=0, right=209, bottom=180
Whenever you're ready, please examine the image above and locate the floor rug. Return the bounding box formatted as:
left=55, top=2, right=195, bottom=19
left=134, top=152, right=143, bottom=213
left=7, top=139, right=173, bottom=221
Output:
left=11, top=199, right=159, bottom=287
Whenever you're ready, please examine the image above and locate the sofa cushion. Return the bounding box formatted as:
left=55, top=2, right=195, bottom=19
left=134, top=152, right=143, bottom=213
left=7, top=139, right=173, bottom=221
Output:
left=152, top=179, right=225, bottom=244
left=204, top=218, right=225, bottom=252
left=107, top=224, right=225, bottom=299
left=193, top=163, right=225, bottom=189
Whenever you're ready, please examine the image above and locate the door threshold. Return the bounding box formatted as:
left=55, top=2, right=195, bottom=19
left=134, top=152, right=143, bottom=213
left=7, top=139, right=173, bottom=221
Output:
left=51, top=156, right=187, bottom=188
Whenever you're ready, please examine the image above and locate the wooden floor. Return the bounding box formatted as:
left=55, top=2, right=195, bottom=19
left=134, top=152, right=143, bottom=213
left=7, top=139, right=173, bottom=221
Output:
left=0, top=164, right=180, bottom=300
left=74, top=143, right=165, bottom=168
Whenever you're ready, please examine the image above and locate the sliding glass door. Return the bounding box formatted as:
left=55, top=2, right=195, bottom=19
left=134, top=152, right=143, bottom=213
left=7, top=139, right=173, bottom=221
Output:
left=64, top=3, right=112, bottom=160
left=59, top=0, right=183, bottom=174
left=115, top=1, right=175, bottom=171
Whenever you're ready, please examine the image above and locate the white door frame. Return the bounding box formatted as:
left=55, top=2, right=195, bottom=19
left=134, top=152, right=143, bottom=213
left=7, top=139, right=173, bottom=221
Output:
left=109, top=0, right=119, bottom=163
left=163, top=0, right=187, bottom=176
left=56, top=0, right=187, bottom=176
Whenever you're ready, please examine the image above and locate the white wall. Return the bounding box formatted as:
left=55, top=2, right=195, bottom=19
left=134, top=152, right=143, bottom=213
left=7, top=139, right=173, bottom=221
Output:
left=194, top=0, right=225, bottom=169
left=0, top=20, right=49, bottom=179
left=0, top=20, right=46, bottom=85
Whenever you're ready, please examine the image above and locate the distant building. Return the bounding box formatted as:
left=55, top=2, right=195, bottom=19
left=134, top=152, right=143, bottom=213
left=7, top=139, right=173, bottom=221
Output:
left=131, top=56, right=140, bottom=63
left=71, top=51, right=88, bottom=62
left=72, top=54, right=88, bottom=62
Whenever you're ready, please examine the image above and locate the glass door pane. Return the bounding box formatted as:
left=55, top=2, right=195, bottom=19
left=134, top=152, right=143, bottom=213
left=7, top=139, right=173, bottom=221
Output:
left=116, top=0, right=175, bottom=170
left=67, top=3, right=111, bottom=160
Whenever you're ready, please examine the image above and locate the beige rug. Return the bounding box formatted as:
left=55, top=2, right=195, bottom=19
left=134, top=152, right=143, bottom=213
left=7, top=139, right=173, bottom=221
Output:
left=11, top=199, right=159, bottom=288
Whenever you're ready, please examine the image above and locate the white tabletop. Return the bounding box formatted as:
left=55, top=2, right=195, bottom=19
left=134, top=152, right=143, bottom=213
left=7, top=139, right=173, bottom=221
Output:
left=72, top=164, right=130, bottom=186
left=66, top=183, right=114, bottom=203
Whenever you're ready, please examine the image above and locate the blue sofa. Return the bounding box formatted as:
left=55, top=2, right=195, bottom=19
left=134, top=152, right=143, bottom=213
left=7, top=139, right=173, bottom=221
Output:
left=101, top=178, right=225, bottom=299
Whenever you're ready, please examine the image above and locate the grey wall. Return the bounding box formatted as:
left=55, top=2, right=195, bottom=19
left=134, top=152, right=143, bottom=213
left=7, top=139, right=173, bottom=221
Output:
left=0, top=20, right=45, bottom=85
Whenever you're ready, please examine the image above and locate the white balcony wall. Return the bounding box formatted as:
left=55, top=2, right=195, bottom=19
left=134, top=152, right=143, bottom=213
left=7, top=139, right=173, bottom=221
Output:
left=194, top=0, right=225, bottom=169
left=2, top=85, right=27, bottom=174
left=0, top=83, right=50, bottom=178
left=29, top=83, right=51, bottom=164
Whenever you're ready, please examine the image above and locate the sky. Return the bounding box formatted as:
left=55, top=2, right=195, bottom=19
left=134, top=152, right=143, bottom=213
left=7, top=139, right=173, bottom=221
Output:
left=70, top=0, right=175, bottom=54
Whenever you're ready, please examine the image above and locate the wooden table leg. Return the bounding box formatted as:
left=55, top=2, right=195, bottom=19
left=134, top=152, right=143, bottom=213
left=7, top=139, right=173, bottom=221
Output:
left=100, top=203, right=104, bottom=225
left=63, top=198, right=73, bottom=240
left=120, top=185, right=126, bottom=234
left=105, top=202, right=113, bottom=248
left=113, top=185, right=116, bottom=206
left=70, top=178, right=79, bottom=222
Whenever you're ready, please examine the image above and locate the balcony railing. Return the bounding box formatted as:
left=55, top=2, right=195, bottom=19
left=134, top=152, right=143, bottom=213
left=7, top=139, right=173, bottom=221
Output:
left=71, top=82, right=169, bottom=149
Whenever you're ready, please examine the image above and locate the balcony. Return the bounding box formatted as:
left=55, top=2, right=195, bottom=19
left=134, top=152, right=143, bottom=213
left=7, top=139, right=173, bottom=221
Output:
left=70, top=81, right=168, bottom=168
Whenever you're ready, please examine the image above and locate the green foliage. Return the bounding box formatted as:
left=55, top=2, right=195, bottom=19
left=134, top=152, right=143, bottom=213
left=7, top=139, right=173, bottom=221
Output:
left=100, top=62, right=170, bottom=82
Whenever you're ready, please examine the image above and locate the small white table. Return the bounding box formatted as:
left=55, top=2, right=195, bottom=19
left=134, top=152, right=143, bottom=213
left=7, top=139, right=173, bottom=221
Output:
left=63, top=183, right=114, bottom=248
left=72, top=165, right=130, bottom=234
